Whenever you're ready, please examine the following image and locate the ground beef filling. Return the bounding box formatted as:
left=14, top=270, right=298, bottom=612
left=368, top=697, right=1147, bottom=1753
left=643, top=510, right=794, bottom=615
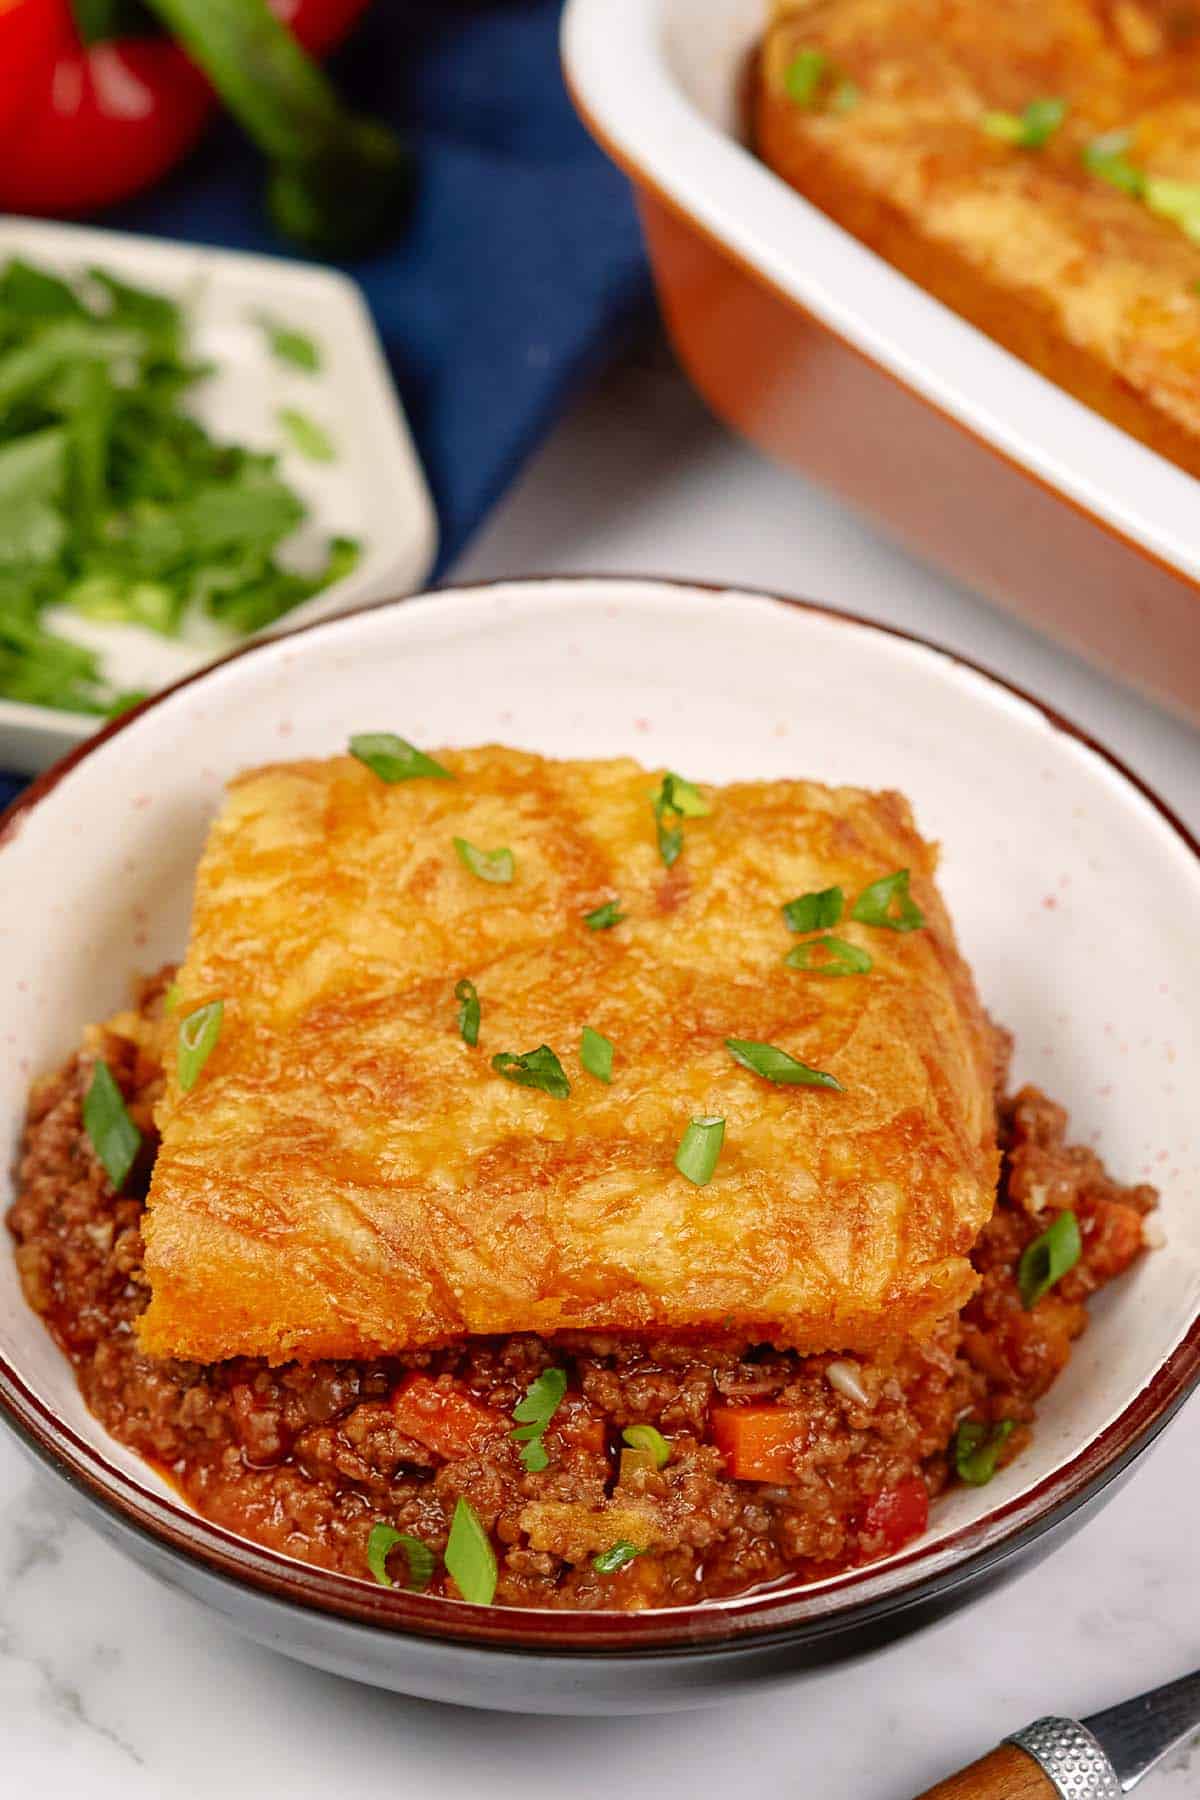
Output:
left=7, top=979, right=1156, bottom=1611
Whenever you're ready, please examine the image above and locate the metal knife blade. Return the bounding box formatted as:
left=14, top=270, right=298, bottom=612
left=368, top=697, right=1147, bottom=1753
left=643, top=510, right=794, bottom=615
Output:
left=1083, top=1667, right=1200, bottom=1791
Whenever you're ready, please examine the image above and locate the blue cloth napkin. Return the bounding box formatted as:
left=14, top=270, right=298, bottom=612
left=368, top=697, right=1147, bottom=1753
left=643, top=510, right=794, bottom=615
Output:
left=0, top=0, right=652, bottom=811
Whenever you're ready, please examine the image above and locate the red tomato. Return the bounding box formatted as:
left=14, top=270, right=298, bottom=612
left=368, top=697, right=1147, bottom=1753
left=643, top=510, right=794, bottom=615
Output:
left=860, top=1477, right=930, bottom=1554
left=0, top=0, right=213, bottom=215
left=0, top=0, right=59, bottom=138
left=267, top=0, right=372, bottom=57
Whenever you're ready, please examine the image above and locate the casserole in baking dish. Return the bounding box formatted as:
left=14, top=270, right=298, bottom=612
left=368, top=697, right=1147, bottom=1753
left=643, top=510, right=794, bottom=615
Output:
left=563, top=0, right=1200, bottom=723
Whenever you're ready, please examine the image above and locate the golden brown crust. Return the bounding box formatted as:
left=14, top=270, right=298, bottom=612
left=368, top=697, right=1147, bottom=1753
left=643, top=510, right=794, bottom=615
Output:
left=755, top=0, right=1200, bottom=477
left=138, top=748, right=998, bottom=1363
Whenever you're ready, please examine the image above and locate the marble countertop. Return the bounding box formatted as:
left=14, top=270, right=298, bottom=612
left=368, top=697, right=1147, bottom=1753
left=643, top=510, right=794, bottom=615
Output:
left=4, top=341, right=1199, bottom=1798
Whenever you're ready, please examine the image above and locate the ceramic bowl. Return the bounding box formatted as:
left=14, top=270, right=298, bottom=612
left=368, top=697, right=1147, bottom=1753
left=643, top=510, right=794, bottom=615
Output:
left=1, top=577, right=1197, bottom=1714
left=562, top=0, right=1200, bottom=725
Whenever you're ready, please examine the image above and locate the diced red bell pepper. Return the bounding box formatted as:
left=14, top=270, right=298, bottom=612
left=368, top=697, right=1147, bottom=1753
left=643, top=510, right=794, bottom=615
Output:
left=710, top=1404, right=810, bottom=1483
left=860, top=1477, right=930, bottom=1554
left=391, top=1375, right=506, bottom=1462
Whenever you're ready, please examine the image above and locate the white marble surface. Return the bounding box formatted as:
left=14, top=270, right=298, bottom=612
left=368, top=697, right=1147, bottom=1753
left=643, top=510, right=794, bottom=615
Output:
left=4, top=338, right=1199, bottom=1796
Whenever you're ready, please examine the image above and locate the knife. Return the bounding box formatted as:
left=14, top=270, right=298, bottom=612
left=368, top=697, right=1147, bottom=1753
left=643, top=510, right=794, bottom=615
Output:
left=914, top=1667, right=1200, bottom=1797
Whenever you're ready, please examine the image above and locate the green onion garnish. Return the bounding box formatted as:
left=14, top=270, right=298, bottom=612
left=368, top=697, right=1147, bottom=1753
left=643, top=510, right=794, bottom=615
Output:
left=784, top=47, right=827, bottom=106
left=492, top=1045, right=571, bottom=1099
left=349, top=733, right=453, bottom=783
left=445, top=1496, right=498, bottom=1605
left=674, top=1115, right=725, bottom=1186
left=366, top=1523, right=435, bottom=1590
left=82, top=1061, right=142, bottom=1192
left=162, top=981, right=180, bottom=1013
left=725, top=1038, right=842, bottom=1090
left=850, top=868, right=925, bottom=932
left=622, top=1424, right=670, bottom=1468
left=510, top=1367, right=567, bottom=1473
left=593, top=1541, right=644, bottom=1574
left=1144, top=176, right=1200, bottom=241
left=953, top=1419, right=1016, bottom=1487
left=1018, top=1211, right=1082, bottom=1309
left=831, top=77, right=859, bottom=113
left=1082, top=130, right=1145, bottom=196
left=782, top=886, right=844, bottom=932
left=583, top=899, right=625, bottom=930
left=453, top=837, right=515, bottom=884
left=580, top=1025, right=614, bottom=1085
left=981, top=96, right=1066, bottom=149
left=650, top=771, right=710, bottom=867
left=256, top=313, right=321, bottom=371
left=278, top=406, right=335, bottom=462
left=177, top=1000, right=224, bottom=1094
left=783, top=935, right=873, bottom=977
left=455, top=978, right=480, bottom=1047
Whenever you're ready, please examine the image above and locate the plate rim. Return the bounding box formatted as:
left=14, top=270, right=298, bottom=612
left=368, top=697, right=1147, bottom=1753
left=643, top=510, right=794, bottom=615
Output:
left=1, top=572, right=1197, bottom=1659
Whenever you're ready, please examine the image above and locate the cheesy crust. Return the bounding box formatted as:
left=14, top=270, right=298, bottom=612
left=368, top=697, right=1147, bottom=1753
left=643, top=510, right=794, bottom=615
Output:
left=756, top=0, right=1200, bottom=478
left=138, top=748, right=998, bottom=1364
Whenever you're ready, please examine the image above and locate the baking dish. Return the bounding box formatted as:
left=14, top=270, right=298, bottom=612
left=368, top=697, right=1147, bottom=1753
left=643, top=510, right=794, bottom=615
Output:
left=562, top=0, right=1200, bottom=724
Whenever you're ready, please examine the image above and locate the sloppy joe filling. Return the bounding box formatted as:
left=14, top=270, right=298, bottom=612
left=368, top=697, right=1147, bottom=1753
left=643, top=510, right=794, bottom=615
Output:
left=6, top=973, right=1154, bottom=1611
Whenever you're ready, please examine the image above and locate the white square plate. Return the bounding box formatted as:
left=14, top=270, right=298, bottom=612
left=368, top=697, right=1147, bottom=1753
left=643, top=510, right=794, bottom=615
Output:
left=0, top=217, right=437, bottom=774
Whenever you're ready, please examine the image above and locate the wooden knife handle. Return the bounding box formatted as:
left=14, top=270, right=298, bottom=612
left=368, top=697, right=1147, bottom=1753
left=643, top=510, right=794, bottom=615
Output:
left=914, top=1743, right=1058, bottom=1798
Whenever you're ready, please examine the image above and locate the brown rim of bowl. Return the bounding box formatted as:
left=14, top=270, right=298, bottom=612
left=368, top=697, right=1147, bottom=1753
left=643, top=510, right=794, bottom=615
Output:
left=1, top=575, right=1197, bottom=1658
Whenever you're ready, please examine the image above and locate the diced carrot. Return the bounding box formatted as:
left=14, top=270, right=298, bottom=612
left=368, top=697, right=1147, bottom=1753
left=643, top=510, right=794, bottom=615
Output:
left=710, top=1404, right=810, bottom=1483
left=551, top=1397, right=607, bottom=1455
left=390, top=1375, right=505, bottom=1460
left=860, top=1477, right=929, bottom=1553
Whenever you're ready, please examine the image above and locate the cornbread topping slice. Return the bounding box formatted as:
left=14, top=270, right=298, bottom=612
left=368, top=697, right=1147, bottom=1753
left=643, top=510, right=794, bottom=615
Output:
left=756, top=0, right=1200, bottom=479
left=138, top=746, right=998, bottom=1364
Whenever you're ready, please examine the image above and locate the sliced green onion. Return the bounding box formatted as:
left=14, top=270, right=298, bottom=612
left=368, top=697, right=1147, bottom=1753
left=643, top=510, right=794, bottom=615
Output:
left=725, top=1038, right=842, bottom=1090
left=453, top=837, right=515, bottom=884
left=580, top=1025, right=614, bottom=1085
left=622, top=1424, right=670, bottom=1469
left=831, top=77, right=859, bottom=113
left=850, top=868, right=925, bottom=932
left=1082, top=130, right=1145, bottom=196
left=492, top=1045, right=571, bottom=1099
left=1018, top=1211, right=1082, bottom=1309
left=162, top=981, right=180, bottom=1013
left=1144, top=176, right=1200, bottom=241
left=784, top=47, right=827, bottom=106
left=953, top=1419, right=1016, bottom=1487
left=583, top=899, right=625, bottom=930
left=650, top=771, right=710, bottom=867
left=445, top=1496, right=498, bottom=1605
left=455, top=978, right=480, bottom=1047
left=256, top=312, right=321, bottom=371
left=278, top=406, right=335, bottom=462
left=783, top=935, right=873, bottom=977
left=981, top=96, right=1066, bottom=149
left=510, top=1367, right=567, bottom=1473
left=593, top=1541, right=644, bottom=1574
left=366, top=1523, right=435, bottom=1590
left=82, top=1061, right=142, bottom=1192
left=674, top=1115, right=725, bottom=1186
left=177, top=999, right=224, bottom=1094
left=349, top=733, right=453, bottom=783
left=782, top=886, right=844, bottom=932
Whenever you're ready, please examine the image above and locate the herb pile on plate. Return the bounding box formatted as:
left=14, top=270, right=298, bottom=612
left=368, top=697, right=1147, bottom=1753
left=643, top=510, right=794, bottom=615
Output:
left=0, top=255, right=357, bottom=717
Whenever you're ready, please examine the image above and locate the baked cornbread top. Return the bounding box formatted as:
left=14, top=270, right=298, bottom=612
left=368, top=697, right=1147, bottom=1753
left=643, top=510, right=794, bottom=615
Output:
left=759, top=0, right=1200, bottom=474
left=138, top=746, right=998, bottom=1364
